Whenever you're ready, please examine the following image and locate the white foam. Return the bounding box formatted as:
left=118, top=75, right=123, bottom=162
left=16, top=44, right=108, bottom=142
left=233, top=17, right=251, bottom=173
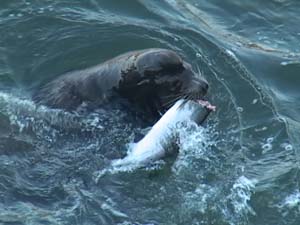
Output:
left=181, top=183, right=215, bottom=215
left=0, top=92, right=107, bottom=135
left=228, top=176, right=257, bottom=216
left=279, top=191, right=300, bottom=209
left=172, top=121, right=212, bottom=174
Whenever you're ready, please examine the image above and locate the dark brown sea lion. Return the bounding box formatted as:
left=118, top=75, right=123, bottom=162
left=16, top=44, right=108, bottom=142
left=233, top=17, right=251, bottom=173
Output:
left=33, top=48, right=209, bottom=118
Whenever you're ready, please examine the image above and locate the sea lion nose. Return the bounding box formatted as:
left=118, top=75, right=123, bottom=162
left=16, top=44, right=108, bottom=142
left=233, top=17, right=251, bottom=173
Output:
left=201, top=81, right=209, bottom=93
left=191, top=79, right=209, bottom=96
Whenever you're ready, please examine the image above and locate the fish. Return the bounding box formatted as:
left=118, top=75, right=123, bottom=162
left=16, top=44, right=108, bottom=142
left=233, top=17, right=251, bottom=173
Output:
left=111, top=99, right=215, bottom=169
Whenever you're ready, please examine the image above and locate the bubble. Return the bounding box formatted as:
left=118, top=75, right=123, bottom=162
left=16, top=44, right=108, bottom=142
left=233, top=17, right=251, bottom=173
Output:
left=267, top=137, right=274, bottom=143
left=280, top=61, right=289, bottom=66
left=255, top=126, right=268, bottom=132
left=258, top=36, right=267, bottom=41
left=38, top=8, right=45, bottom=14
left=196, top=52, right=201, bottom=57
left=225, top=49, right=235, bottom=57
left=235, top=41, right=242, bottom=47
left=237, top=107, right=243, bottom=112
left=252, top=99, right=258, bottom=104
left=281, top=143, right=293, bottom=151
left=17, top=13, right=23, bottom=17
left=262, top=143, right=272, bottom=153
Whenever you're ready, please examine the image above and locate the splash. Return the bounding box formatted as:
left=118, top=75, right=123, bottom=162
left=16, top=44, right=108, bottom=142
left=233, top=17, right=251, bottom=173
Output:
left=94, top=99, right=213, bottom=180
left=0, top=92, right=112, bottom=139
left=226, top=176, right=257, bottom=224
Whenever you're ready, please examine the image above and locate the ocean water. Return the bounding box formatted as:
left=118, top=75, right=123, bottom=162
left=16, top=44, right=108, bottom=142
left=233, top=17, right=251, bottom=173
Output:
left=0, top=0, right=299, bottom=224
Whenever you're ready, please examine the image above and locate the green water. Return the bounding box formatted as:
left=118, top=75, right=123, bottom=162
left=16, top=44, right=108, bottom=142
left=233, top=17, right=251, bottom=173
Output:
left=0, top=0, right=299, bottom=224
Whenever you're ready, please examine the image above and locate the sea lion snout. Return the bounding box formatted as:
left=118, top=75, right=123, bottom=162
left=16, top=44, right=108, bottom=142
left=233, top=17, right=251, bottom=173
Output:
left=189, top=78, right=209, bottom=97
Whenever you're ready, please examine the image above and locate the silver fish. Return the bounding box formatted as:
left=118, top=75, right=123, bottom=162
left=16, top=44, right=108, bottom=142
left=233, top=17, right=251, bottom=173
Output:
left=111, top=99, right=215, bottom=169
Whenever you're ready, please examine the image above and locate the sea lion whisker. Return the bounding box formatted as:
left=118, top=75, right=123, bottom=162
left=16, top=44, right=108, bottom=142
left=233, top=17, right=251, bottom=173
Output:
left=185, top=94, right=192, bottom=101
left=162, top=96, right=182, bottom=108
left=161, top=94, right=185, bottom=108
left=160, top=92, right=184, bottom=100
left=196, top=64, right=202, bottom=76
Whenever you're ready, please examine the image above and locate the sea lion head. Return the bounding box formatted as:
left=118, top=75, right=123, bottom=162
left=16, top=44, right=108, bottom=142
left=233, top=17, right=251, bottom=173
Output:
left=118, top=49, right=209, bottom=117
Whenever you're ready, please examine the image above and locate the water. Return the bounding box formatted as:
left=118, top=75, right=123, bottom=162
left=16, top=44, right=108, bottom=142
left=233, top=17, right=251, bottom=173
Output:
left=0, top=0, right=299, bottom=224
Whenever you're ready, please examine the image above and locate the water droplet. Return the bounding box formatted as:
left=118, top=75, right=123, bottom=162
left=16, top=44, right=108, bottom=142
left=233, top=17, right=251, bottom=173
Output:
left=255, top=126, right=268, bottom=132
left=17, top=13, right=23, bottom=17
left=237, top=107, right=243, bottom=112
left=9, top=14, right=15, bottom=17
left=38, top=8, right=45, bottom=14
left=262, top=143, right=272, bottom=152
left=225, top=49, right=236, bottom=58
left=252, top=99, right=258, bottom=104
left=235, top=42, right=242, bottom=47
left=282, top=144, right=293, bottom=151
left=280, top=61, right=288, bottom=66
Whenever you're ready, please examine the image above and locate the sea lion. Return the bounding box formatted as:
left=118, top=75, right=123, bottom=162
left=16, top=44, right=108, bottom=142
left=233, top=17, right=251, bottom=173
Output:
left=33, top=48, right=209, bottom=118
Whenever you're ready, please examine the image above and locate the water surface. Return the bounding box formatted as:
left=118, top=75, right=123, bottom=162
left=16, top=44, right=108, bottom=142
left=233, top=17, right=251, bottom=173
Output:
left=0, top=0, right=299, bottom=224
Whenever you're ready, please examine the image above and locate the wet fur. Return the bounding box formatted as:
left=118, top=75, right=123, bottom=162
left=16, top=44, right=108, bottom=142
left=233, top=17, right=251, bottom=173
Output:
left=33, top=49, right=209, bottom=118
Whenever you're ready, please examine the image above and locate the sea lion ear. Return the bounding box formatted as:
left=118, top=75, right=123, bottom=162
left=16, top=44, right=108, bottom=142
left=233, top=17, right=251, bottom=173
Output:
left=136, top=49, right=183, bottom=76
